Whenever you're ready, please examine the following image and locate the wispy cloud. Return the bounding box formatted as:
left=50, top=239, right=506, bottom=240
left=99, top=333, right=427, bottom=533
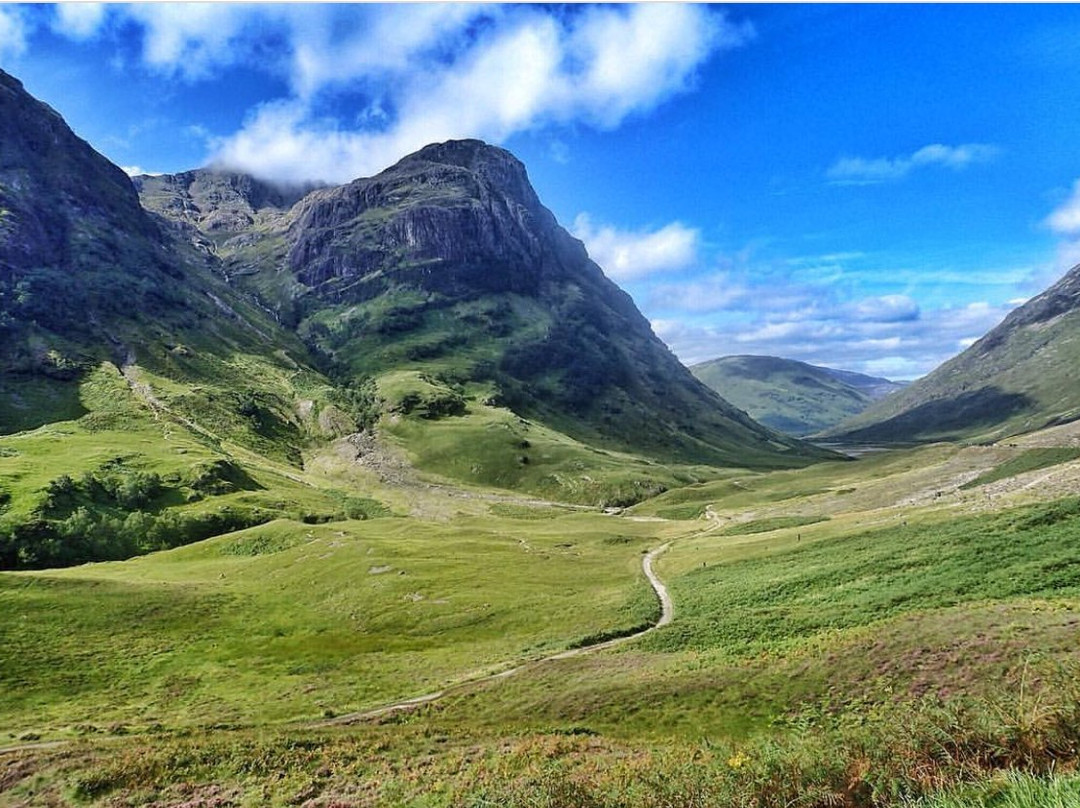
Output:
left=653, top=297, right=1017, bottom=380
left=1045, top=179, right=1080, bottom=236
left=44, top=4, right=752, bottom=184
left=647, top=274, right=747, bottom=312
left=1042, top=178, right=1080, bottom=280
left=827, top=143, right=999, bottom=185
left=572, top=214, right=701, bottom=281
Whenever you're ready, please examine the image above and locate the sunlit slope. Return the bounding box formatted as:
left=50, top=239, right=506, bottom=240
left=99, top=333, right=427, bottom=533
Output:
left=829, top=262, right=1080, bottom=443
left=0, top=508, right=662, bottom=737
left=7, top=438, right=1080, bottom=806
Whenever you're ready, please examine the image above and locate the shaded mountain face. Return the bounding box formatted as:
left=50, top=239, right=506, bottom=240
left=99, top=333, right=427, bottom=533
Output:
left=0, top=71, right=305, bottom=373
left=690, top=355, right=903, bottom=437
left=827, top=263, right=1080, bottom=444
left=0, top=69, right=319, bottom=441
left=142, top=140, right=830, bottom=467
left=0, top=70, right=166, bottom=354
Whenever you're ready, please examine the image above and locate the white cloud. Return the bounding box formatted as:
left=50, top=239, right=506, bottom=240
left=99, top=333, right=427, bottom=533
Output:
left=849, top=294, right=920, bottom=323
left=655, top=297, right=1017, bottom=380
left=1045, top=179, right=1080, bottom=236
left=52, top=4, right=749, bottom=183
left=1043, top=178, right=1080, bottom=279
left=121, top=4, right=272, bottom=80
left=572, top=214, right=701, bottom=281
left=0, top=6, right=28, bottom=60
left=120, top=165, right=162, bottom=178
left=827, top=143, right=999, bottom=184
left=648, top=274, right=747, bottom=312
left=52, top=3, right=107, bottom=40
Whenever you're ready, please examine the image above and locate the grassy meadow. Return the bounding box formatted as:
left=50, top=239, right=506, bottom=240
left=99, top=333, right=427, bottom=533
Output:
left=4, top=431, right=1080, bottom=806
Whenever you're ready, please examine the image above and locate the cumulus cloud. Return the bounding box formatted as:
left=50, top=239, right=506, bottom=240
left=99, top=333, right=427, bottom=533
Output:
left=827, top=143, right=999, bottom=184
left=119, top=4, right=283, bottom=80
left=572, top=214, right=701, bottom=281
left=0, top=5, right=28, bottom=60
left=45, top=4, right=750, bottom=183
left=52, top=3, right=107, bottom=40
left=653, top=297, right=1017, bottom=380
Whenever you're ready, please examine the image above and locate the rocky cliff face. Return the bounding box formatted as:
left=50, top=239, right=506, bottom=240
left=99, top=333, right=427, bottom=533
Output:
left=148, top=137, right=826, bottom=467
left=0, top=69, right=302, bottom=379
left=0, top=71, right=161, bottom=276
left=285, top=141, right=587, bottom=299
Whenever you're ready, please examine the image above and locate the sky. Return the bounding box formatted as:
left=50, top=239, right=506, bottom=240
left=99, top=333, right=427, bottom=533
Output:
left=4, top=4, right=1080, bottom=380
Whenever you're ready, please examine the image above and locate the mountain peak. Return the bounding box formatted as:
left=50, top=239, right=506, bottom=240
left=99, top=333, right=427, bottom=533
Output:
left=404, top=138, right=516, bottom=169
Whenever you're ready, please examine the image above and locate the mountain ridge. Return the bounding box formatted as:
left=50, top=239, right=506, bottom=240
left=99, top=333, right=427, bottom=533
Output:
left=690, top=354, right=903, bottom=437
left=140, top=138, right=831, bottom=469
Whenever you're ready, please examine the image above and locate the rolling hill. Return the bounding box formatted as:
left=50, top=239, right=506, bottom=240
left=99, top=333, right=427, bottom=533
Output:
left=690, top=355, right=903, bottom=436
left=827, top=263, right=1080, bottom=443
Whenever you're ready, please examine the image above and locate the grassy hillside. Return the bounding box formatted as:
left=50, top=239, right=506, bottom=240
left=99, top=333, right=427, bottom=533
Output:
left=829, top=262, right=1080, bottom=443
left=690, top=355, right=901, bottom=436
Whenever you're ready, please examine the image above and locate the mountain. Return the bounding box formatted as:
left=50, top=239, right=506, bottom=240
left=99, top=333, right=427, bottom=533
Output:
left=0, top=70, right=318, bottom=422
left=0, top=70, right=371, bottom=568
left=827, top=263, right=1080, bottom=443
left=139, top=141, right=832, bottom=471
left=689, top=355, right=903, bottom=436
left=0, top=68, right=832, bottom=568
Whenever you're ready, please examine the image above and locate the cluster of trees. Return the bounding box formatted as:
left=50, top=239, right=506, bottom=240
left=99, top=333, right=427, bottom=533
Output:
left=0, top=504, right=271, bottom=570
left=0, top=460, right=267, bottom=570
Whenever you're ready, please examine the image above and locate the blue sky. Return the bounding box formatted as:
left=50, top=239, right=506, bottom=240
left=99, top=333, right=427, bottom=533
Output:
left=5, top=4, right=1080, bottom=379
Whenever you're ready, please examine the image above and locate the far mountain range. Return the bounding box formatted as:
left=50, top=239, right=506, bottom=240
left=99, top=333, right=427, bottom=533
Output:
left=690, top=356, right=906, bottom=437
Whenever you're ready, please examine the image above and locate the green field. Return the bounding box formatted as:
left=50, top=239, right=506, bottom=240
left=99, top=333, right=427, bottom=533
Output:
left=4, top=431, right=1080, bottom=806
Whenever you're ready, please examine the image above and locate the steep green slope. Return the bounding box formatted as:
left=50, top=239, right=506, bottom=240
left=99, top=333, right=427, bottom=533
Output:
left=829, top=263, right=1080, bottom=443
left=690, top=355, right=902, bottom=436
left=141, top=141, right=834, bottom=472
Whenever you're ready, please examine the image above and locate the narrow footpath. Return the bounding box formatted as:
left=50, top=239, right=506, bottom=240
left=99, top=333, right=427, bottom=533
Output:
left=319, top=543, right=673, bottom=726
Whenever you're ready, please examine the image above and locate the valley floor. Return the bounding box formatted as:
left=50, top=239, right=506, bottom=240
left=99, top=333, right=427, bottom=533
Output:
left=4, top=432, right=1080, bottom=806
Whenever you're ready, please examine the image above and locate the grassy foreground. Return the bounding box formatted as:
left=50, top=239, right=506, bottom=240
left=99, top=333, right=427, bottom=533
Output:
left=4, top=441, right=1080, bottom=805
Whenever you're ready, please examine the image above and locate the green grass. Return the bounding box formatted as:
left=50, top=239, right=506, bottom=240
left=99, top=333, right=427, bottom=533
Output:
left=650, top=498, right=1080, bottom=657
left=380, top=386, right=717, bottom=506
left=5, top=436, right=1080, bottom=806
left=960, top=447, right=1080, bottom=489
left=917, top=772, right=1080, bottom=807
left=720, top=514, right=828, bottom=535
left=0, top=511, right=661, bottom=739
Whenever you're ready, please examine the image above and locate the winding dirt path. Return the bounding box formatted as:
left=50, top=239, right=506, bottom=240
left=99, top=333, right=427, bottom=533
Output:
left=0, top=545, right=674, bottom=752
left=317, top=543, right=673, bottom=726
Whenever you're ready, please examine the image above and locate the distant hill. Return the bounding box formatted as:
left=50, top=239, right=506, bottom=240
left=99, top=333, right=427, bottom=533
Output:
left=690, top=355, right=904, bottom=436
left=827, top=263, right=1080, bottom=443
